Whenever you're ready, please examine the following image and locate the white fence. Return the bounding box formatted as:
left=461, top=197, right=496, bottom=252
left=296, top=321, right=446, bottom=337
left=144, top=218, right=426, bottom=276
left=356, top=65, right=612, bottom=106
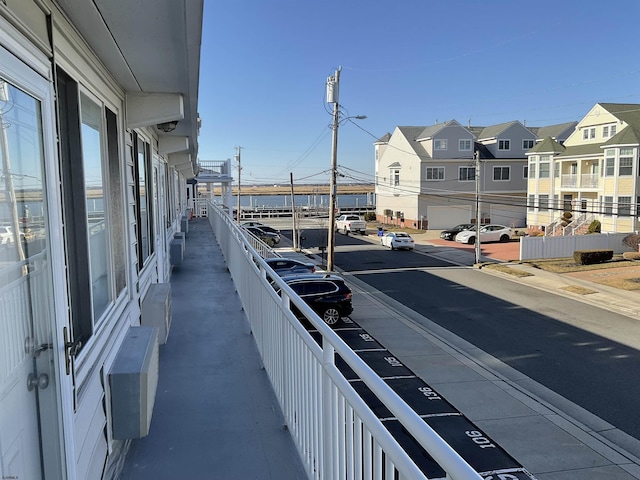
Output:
left=208, top=202, right=482, bottom=480
left=520, top=232, right=633, bottom=260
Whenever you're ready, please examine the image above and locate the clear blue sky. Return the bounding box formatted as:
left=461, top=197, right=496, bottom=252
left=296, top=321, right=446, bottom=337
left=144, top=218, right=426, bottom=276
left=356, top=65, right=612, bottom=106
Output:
left=197, top=0, right=640, bottom=185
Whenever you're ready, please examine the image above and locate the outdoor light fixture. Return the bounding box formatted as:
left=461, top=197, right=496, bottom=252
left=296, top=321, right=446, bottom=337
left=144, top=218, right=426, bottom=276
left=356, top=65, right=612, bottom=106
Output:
left=157, top=121, right=178, bottom=133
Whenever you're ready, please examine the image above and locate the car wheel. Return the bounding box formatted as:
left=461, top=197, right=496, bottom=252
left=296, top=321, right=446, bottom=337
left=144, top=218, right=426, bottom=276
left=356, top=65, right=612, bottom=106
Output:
left=343, top=227, right=349, bottom=235
left=390, top=243, right=395, bottom=250
left=322, top=307, right=341, bottom=325
left=500, top=234, right=509, bottom=242
left=468, top=236, right=476, bottom=245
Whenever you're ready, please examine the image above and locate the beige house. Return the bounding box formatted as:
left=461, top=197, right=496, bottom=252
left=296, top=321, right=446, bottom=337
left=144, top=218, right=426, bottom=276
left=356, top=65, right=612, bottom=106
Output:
left=526, top=103, right=640, bottom=234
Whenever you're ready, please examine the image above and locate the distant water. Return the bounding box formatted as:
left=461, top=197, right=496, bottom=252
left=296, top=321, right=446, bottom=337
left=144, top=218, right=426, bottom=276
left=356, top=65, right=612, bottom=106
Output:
left=237, top=193, right=373, bottom=209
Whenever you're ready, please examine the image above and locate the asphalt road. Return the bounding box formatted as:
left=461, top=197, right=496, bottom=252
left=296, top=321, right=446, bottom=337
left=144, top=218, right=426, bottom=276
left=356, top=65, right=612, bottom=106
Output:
left=293, top=229, right=640, bottom=442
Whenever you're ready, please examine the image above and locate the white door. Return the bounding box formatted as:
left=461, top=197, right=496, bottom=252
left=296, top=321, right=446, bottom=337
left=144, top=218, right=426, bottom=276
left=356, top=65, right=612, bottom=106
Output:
left=0, top=49, right=67, bottom=479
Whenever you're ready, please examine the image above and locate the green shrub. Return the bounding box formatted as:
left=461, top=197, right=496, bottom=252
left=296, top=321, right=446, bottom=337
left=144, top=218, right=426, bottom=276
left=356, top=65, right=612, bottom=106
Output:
left=560, top=211, right=573, bottom=227
left=364, top=211, right=376, bottom=222
left=573, top=249, right=613, bottom=265
left=587, top=220, right=601, bottom=234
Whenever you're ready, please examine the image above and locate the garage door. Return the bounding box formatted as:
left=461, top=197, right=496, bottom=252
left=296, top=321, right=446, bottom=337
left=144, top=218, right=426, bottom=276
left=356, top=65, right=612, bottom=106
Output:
left=426, top=206, right=472, bottom=230
left=489, top=205, right=526, bottom=228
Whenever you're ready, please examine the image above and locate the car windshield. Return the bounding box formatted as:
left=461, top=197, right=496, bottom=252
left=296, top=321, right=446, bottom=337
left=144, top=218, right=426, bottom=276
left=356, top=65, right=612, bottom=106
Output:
left=395, top=233, right=410, bottom=238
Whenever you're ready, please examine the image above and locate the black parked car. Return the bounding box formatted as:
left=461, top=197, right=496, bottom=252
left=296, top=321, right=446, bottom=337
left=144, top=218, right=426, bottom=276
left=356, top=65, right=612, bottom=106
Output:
left=439, top=223, right=475, bottom=241
left=277, top=273, right=353, bottom=326
left=265, top=257, right=316, bottom=275
left=245, top=226, right=280, bottom=246
left=241, top=221, right=280, bottom=235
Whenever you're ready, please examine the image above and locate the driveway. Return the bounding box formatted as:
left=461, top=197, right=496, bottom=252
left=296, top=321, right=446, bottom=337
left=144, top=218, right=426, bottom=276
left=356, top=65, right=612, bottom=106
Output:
left=412, top=234, right=521, bottom=262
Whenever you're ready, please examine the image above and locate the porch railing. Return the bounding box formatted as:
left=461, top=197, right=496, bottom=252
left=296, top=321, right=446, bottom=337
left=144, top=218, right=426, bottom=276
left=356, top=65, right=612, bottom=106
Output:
left=208, top=202, right=482, bottom=480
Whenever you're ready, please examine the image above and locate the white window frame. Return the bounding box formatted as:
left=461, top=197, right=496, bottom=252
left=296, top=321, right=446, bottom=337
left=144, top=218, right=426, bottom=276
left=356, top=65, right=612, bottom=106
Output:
left=434, top=139, right=447, bottom=150
left=618, top=196, right=632, bottom=216
left=605, top=149, right=616, bottom=176
left=603, top=196, right=614, bottom=216
left=538, top=160, right=550, bottom=178
left=425, top=166, right=445, bottom=181
left=619, top=148, right=633, bottom=176
left=492, top=166, right=510, bottom=181
left=522, top=139, right=534, bottom=149
left=458, top=166, right=475, bottom=182
left=459, top=139, right=471, bottom=151
left=498, top=139, right=510, bottom=151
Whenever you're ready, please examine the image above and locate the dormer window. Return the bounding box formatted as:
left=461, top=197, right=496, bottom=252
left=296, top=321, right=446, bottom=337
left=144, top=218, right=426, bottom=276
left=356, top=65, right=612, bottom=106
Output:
left=582, top=127, right=596, bottom=140
left=498, top=139, right=510, bottom=151
left=434, top=139, right=447, bottom=150
left=459, top=139, right=471, bottom=151
left=522, top=139, right=534, bottom=149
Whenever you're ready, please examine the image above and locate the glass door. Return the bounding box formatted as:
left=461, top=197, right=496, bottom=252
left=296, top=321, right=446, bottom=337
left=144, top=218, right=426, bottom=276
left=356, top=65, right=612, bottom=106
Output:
left=0, top=50, right=66, bottom=479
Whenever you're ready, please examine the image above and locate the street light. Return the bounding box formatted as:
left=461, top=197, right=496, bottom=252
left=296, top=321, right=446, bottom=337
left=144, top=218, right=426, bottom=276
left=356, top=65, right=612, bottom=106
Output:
left=326, top=67, right=366, bottom=271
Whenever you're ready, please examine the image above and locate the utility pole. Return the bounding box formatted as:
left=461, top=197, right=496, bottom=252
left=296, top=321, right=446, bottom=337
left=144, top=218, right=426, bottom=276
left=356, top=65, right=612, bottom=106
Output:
left=327, top=67, right=341, bottom=271
left=474, top=150, right=481, bottom=264
left=235, top=146, right=242, bottom=223
left=290, top=172, right=298, bottom=250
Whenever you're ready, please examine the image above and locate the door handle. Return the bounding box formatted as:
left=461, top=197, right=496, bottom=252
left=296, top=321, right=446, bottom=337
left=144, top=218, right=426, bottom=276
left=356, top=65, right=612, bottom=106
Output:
left=63, top=327, right=82, bottom=375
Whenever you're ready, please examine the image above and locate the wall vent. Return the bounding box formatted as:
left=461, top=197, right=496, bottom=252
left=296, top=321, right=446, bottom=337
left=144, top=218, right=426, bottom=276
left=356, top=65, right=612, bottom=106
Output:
left=109, top=326, right=159, bottom=440
left=141, top=283, right=172, bottom=344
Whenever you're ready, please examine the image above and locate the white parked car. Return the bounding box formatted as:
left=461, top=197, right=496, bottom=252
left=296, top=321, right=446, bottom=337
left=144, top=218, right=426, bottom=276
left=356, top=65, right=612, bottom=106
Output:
left=455, top=224, right=511, bottom=245
left=380, top=232, right=415, bottom=250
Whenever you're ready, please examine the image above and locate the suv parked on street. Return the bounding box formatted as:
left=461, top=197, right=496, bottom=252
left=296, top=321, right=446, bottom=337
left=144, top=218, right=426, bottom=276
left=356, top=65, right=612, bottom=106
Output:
left=278, top=273, right=353, bottom=326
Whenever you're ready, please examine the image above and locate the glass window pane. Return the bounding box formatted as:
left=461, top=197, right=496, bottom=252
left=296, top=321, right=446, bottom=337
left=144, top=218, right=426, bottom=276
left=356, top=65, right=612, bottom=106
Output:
left=80, top=92, right=112, bottom=320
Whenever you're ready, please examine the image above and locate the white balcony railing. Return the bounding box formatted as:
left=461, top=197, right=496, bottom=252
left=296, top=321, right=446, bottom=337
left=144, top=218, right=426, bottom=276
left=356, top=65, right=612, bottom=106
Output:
left=208, top=202, right=482, bottom=480
left=580, top=173, right=599, bottom=188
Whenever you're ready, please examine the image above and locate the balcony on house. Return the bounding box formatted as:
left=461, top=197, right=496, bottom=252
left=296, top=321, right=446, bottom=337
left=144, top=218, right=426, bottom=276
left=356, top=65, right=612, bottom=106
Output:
left=196, top=159, right=233, bottom=182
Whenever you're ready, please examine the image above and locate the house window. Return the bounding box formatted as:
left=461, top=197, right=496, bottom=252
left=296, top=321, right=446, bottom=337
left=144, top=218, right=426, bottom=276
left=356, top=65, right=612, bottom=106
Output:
left=529, top=161, right=536, bottom=178
left=434, top=139, right=447, bottom=150
left=582, top=127, right=596, bottom=140
left=459, top=166, right=475, bottom=181
left=554, top=162, right=560, bottom=177
left=602, top=126, right=609, bottom=138
left=611, top=124, right=617, bottom=136
left=539, top=160, right=550, bottom=178
left=390, top=169, right=400, bottom=186
left=605, top=150, right=615, bottom=176
left=493, top=166, right=510, bottom=181
left=603, top=196, right=614, bottom=215
left=538, top=194, right=549, bottom=210
left=618, top=196, right=632, bottom=216
left=135, top=134, right=154, bottom=267
left=459, top=139, right=472, bottom=151
left=528, top=194, right=535, bottom=211
left=582, top=129, right=589, bottom=140
left=56, top=67, right=126, bottom=348
left=425, top=167, right=445, bottom=180
left=498, top=139, right=510, bottom=150
left=523, top=165, right=528, bottom=178
left=619, top=148, right=633, bottom=175
left=522, top=139, right=534, bottom=149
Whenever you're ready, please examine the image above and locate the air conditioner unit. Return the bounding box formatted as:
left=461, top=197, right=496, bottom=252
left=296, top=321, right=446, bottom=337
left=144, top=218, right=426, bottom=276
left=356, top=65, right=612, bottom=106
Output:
left=141, top=283, right=172, bottom=344
left=109, top=326, right=159, bottom=440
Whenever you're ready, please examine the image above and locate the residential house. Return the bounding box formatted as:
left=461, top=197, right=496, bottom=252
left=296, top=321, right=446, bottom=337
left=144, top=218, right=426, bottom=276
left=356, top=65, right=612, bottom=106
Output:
left=0, top=2, right=203, bottom=479
left=526, top=103, right=640, bottom=234
left=375, top=120, right=536, bottom=230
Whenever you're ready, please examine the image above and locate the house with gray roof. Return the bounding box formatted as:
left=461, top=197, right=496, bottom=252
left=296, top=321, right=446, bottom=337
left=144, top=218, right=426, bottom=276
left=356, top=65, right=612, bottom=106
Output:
left=375, top=120, right=536, bottom=230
